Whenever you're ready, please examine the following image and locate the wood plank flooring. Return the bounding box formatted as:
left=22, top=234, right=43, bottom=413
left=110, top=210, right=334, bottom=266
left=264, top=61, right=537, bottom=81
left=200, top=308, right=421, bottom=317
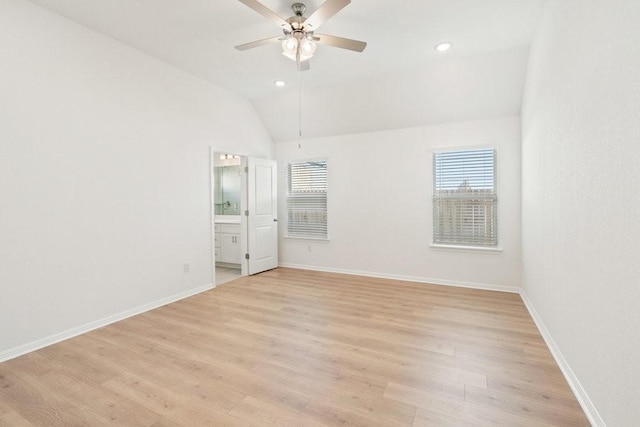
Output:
left=0, top=268, right=590, bottom=426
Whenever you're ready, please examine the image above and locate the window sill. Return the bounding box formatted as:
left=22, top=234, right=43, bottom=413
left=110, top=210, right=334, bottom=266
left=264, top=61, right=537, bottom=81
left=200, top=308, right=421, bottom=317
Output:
left=430, top=244, right=503, bottom=254
left=285, top=236, right=330, bottom=242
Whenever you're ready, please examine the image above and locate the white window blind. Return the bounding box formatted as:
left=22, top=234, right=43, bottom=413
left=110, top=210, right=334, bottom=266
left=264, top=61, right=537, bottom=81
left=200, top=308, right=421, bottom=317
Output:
left=286, top=160, right=328, bottom=239
left=433, top=149, right=497, bottom=247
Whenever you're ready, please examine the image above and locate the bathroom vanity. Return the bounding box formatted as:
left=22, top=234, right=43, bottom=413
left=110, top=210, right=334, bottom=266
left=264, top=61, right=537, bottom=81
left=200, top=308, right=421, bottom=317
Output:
left=215, top=216, right=242, bottom=266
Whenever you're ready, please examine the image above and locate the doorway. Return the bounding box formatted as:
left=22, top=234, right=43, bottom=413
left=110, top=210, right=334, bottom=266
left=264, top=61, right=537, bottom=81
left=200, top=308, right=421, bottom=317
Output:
left=211, top=149, right=279, bottom=286
left=213, top=152, right=244, bottom=285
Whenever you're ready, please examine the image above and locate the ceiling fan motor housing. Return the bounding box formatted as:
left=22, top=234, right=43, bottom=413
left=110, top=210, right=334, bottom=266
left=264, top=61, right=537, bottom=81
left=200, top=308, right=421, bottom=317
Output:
left=291, top=3, right=306, bottom=16
left=286, top=3, right=311, bottom=37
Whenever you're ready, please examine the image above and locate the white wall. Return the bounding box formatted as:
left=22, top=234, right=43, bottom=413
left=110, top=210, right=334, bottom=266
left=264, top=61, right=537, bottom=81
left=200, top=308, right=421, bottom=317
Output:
left=0, top=0, right=272, bottom=359
left=521, top=1, right=640, bottom=425
left=276, top=117, right=521, bottom=290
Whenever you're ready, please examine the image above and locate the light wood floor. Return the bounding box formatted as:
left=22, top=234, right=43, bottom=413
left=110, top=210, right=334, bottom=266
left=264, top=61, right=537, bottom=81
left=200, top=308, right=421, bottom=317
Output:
left=0, top=268, right=590, bottom=426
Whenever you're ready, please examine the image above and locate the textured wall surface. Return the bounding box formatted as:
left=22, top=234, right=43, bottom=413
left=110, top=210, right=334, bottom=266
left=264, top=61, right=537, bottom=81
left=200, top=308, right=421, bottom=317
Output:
left=0, top=0, right=272, bottom=357
left=277, top=117, right=522, bottom=290
left=522, top=1, right=640, bottom=425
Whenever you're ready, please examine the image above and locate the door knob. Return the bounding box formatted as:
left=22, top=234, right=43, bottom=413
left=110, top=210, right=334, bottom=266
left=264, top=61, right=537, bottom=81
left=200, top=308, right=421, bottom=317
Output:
left=273, top=219, right=278, bottom=222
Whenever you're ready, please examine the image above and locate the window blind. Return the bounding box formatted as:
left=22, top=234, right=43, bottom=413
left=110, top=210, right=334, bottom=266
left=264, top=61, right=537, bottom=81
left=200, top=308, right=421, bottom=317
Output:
left=286, top=160, right=328, bottom=239
left=433, top=149, right=497, bottom=247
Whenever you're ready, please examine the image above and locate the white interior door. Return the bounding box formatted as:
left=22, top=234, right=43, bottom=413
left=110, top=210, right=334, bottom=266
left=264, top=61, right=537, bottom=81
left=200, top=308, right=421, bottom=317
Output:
left=246, top=157, right=278, bottom=275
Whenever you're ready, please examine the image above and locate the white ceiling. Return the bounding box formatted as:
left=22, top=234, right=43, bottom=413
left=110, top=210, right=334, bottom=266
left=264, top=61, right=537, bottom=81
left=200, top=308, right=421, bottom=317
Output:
left=254, top=45, right=532, bottom=141
left=27, top=0, right=545, bottom=140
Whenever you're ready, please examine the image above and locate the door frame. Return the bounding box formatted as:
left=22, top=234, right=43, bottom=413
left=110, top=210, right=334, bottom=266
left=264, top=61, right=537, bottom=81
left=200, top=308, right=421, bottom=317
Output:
left=210, top=147, right=249, bottom=287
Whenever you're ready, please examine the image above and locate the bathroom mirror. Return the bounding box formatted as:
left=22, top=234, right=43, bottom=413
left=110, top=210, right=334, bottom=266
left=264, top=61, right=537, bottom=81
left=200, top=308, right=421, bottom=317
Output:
left=214, top=165, right=241, bottom=215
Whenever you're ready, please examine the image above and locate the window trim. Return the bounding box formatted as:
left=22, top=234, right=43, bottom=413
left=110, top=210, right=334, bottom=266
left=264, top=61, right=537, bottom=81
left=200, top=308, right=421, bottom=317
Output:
left=430, top=244, right=503, bottom=254
left=285, top=158, right=329, bottom=240
left=431, top=147, right=498, bottom=249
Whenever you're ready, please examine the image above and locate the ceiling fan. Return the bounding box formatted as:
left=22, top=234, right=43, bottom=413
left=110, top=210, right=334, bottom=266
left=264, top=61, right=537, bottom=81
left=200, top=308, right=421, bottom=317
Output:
left=235, top=0, right=367, bottom=71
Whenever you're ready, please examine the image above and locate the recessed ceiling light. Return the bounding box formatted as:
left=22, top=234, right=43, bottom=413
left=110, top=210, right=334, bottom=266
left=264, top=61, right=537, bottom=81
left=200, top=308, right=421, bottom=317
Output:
left=435, top=42, right=453, bottom=52
left=274, top=80, right=286, bottom=87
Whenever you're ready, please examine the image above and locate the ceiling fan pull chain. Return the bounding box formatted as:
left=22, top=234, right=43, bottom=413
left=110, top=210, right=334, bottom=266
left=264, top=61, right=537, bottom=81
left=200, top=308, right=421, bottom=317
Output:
left=298, top=69, right=303, bottom=137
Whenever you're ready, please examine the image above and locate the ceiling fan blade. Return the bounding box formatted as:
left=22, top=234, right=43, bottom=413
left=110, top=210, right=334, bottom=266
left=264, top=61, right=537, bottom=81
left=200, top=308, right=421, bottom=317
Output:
left=235, top=36, right=282, bottom=51
left=314, top=34, right=367, bottom=52
left=237, top=0, right=290, bottom=29
left=303, top=0, right=351, bottom=31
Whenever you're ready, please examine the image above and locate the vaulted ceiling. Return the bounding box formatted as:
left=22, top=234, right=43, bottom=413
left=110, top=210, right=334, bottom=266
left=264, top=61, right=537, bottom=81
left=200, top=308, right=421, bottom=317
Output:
left=28, top=0, right=545, bottom=141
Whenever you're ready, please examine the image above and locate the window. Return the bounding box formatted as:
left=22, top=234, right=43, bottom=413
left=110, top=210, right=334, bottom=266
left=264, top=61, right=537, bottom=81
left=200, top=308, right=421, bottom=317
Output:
left=286, top=160, right=328, bottom=239
left=433, top=149, right=497, bottom=247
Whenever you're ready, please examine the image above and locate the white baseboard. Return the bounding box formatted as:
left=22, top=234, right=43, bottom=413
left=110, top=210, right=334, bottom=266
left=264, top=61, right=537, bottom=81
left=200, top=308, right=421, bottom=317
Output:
left=278, top=263, right=521, bottom=294
left=519, top=292, right=604, bottom=427
left=0, top=283, right=214, bottom=364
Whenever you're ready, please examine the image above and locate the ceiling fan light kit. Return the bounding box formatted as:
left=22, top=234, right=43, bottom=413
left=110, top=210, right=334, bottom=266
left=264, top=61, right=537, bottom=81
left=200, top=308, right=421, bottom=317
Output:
left=235, top=0, right=367, bottom=71
left=281, top=37, right=316, bottom=62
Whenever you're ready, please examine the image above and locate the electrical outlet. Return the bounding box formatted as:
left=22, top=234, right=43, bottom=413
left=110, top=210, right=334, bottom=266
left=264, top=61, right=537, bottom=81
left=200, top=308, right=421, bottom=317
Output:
left=183, top=263, right=190, bottom=273
left=307, top=245, right=312, bottom=252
